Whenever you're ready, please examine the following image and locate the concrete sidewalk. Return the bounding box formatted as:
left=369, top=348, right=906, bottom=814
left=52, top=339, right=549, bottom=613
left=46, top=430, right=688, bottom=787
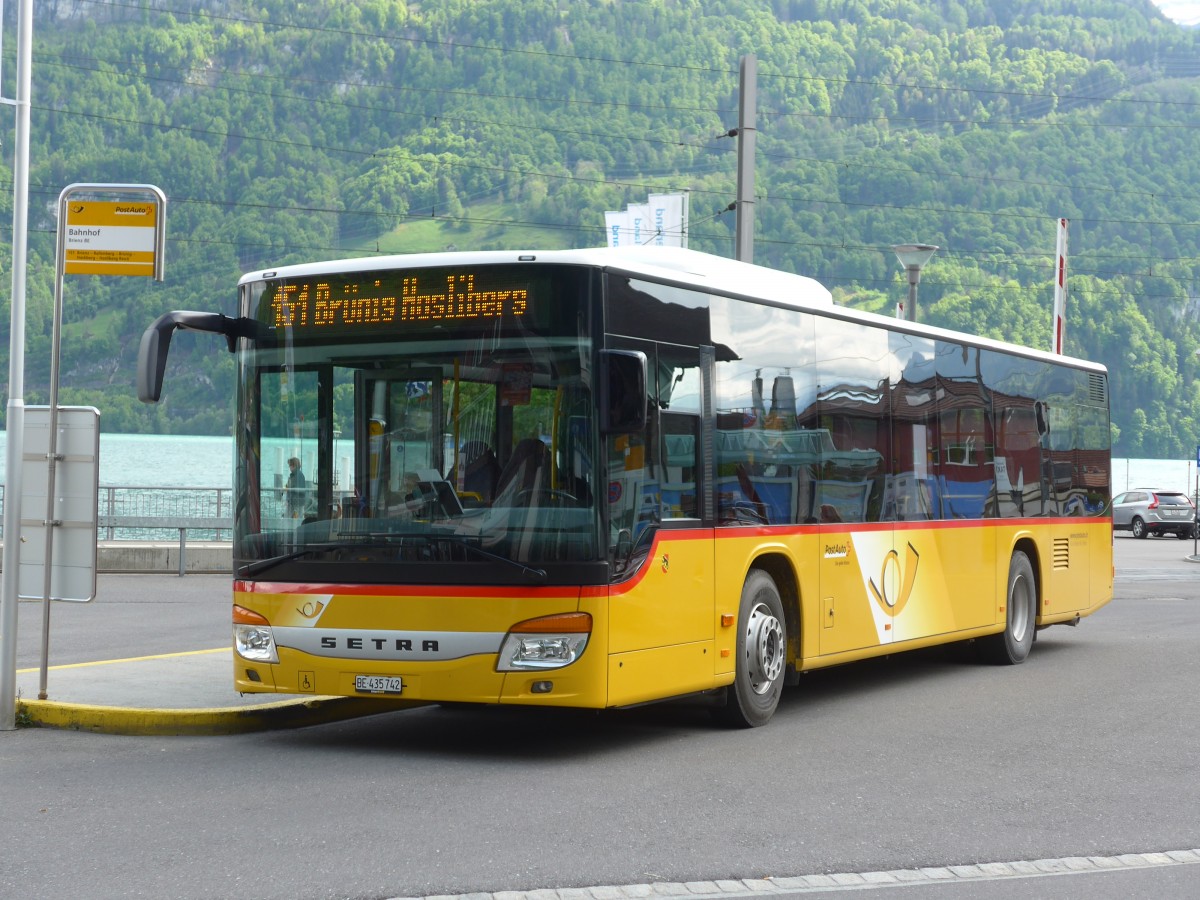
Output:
left=9, top=574, right=425, bottom=735
left=15, top=648, right=420, bottom=735
left=0, top=540, right=234, bottom=575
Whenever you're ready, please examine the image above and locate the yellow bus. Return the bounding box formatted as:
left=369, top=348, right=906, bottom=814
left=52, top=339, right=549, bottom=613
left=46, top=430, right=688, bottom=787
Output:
left=138, top=247, right=1112, bottom=727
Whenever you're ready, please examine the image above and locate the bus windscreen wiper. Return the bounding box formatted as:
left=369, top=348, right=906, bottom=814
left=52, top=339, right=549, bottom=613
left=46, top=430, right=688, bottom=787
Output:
left=237, top=538, right=409, bottom=578
left=237, top=544, right=339, bottom=578
left=438, top=535, right=547, bottom=583
left=337, top=531, right=548, bottom=583
left=240, top=534, right=547, bottom=583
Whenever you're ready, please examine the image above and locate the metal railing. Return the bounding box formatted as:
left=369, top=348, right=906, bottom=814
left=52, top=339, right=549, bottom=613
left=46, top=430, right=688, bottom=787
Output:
left=96, top=485, right=234, bottom=540
left=0, top=484, right=235, bottom=542
left=0, top=484, right=239, bottom=576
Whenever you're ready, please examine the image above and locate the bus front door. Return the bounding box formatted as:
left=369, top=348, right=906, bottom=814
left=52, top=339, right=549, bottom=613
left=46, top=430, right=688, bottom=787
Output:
left=357, top=371, right=444, bottom=517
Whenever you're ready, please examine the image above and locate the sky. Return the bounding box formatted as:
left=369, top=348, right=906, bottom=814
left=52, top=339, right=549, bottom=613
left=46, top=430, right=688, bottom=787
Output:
left=1152, top=1, right=1200, bottom=26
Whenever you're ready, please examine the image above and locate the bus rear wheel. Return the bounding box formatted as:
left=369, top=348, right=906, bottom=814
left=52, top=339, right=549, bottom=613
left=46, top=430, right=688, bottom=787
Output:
left=714, top=569, right=787, bottom=728
left=979, top=551, right=1036, bottom=665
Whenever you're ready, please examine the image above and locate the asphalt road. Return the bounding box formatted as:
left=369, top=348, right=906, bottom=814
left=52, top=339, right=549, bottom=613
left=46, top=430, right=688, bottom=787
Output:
left=12, top=572, right=229, bottom=669
left=1, top=535, right=1198, bottom=900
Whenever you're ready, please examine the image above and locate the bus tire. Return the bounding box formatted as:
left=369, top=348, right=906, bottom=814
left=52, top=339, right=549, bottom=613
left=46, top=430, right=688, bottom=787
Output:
left=979, top=551, right=1036, bottom=665
left=714, top=569, right=787, bottom=728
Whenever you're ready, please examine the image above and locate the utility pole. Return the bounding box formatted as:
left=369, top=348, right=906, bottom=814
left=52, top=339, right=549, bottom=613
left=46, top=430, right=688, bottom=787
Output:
left=735, top=54, right=756, bottom=263
left=1, top=0, right=35, bottom=731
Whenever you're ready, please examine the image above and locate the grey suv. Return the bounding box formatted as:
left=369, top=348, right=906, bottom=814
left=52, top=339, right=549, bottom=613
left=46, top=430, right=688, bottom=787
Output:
left=1112, top=489, right=1195, bottom=539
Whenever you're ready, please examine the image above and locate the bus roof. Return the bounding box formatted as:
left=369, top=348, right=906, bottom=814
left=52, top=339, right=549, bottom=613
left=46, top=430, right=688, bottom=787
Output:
left=240, top=247, right=1105, bottom=375
left=241, top=247, right=833, bottom=307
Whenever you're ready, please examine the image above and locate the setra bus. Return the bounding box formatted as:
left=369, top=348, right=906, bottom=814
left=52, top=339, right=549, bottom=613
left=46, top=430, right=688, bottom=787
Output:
left=137, top=247, right=1112, bottom=727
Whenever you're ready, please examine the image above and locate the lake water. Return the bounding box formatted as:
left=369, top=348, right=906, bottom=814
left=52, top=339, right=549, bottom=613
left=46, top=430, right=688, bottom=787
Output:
left=0, top=432, right=235, bottom=488
left=0, top=431, right=1197, bottom=496
left=1111, top=458, right=1199, bottom=496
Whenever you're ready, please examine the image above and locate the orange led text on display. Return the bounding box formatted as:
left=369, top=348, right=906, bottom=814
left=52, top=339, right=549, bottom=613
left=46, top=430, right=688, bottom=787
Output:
left=270, top=273, right=529, bottom=329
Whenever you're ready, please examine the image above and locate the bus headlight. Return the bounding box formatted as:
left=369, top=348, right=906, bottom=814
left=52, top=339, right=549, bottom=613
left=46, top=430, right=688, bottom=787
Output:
left=497, top=612, right=591, bottom=671
left=234, top=604, right=279, bottom=664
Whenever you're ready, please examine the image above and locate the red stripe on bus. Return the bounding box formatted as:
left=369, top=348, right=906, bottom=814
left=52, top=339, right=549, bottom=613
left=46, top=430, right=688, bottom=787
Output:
left=235, top=516, right=1107, bottom=599
left=234, top=580, right=583, bottom=599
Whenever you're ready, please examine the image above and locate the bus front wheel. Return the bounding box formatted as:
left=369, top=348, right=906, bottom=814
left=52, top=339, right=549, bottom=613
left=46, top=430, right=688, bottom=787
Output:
left=979, top=551, right=1036, bottom=665
left=715, top=569, right=787, bottom=728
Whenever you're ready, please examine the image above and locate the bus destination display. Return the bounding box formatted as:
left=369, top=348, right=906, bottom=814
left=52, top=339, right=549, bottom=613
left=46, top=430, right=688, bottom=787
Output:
left=267, top=271, right=529, bottom=332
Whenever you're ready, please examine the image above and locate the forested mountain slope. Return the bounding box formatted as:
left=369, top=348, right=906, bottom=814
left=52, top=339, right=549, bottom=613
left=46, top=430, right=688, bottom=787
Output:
left=3, top=0, right=1200, bottom=455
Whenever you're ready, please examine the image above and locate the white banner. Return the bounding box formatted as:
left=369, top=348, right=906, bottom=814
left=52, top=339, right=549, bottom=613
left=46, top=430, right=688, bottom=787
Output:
left=627, top=203, right=651, bottom=246
left=648, top=193, right=688, bottom=248
left=604, top=209, right=630, bottom=248
left=605, top=193, right=688, bottom=248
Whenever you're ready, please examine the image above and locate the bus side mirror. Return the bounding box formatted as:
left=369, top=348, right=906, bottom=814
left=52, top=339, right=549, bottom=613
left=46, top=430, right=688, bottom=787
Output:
left=138, top=313, right=180, bottom=403
left=599, top=349, right=648, bottom=434
left=137, top=310, right=257, bottom=402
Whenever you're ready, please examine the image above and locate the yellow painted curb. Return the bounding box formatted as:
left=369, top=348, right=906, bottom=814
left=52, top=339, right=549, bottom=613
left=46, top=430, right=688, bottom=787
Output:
left=16, top=696, right=426, bottom=736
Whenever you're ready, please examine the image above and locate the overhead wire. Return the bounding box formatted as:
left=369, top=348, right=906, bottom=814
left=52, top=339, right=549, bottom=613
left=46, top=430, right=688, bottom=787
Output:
left=19, top=1, right=1200, bottom=297
left=29, top=96, right=1200, bottom=235
left=79, top=0, right=1200, bottom=112
left=26, top=24, right=1200, bottom=205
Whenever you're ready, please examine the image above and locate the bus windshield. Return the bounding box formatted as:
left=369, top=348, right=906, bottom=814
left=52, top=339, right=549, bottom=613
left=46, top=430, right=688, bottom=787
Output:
left=232, top=263, right=603, bottom=583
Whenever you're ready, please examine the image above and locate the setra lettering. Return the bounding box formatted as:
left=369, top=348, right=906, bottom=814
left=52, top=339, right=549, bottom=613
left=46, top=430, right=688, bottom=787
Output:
left=318, top=635, right=439, bottom=652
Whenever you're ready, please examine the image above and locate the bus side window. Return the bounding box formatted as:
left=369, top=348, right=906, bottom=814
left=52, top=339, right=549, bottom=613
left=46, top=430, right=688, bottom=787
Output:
left=660, top=412, right=699, bottom=519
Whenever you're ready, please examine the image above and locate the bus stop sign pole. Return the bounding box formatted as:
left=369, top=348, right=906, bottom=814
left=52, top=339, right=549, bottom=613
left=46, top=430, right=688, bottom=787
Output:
left=29, top=184, right=166, bottom=700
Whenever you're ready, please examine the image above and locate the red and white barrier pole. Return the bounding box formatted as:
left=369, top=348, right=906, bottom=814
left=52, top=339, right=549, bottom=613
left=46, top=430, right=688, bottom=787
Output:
left=1052, top=218, right=1068, bottom=354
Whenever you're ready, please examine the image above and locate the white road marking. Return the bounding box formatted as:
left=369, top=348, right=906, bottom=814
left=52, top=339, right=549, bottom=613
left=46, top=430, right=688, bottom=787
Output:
left=392, top=849, right=1200, bottom=899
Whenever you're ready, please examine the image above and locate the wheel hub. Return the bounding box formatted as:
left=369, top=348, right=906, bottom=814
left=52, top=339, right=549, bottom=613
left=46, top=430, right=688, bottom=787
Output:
left=1010, top=574, right=1031, bottom=642
left=745, top=602, right=785, bottom=694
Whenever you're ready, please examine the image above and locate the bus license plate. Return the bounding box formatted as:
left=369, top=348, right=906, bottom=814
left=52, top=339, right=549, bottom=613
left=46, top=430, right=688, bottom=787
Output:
left=355, top=675, right=404, bottom=695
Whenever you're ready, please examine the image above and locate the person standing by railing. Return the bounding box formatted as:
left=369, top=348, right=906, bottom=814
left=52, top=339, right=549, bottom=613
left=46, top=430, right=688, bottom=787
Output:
left=284, top=457, right=306, bottom=518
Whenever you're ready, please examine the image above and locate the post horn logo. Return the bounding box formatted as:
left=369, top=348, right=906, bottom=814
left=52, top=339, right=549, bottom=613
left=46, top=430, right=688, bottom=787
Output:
left=297, top=600, right=325, bottom=619
left=869, top=542, right=920, bottom=617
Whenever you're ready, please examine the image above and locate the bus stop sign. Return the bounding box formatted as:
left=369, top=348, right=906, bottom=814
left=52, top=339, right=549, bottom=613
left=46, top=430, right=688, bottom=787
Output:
left=60, top=183, right=166, bottom=280
left=18, top=406, right=100, bottom=602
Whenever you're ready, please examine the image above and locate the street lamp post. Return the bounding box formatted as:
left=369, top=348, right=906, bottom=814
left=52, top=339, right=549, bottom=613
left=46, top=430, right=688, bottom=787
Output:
left=893, top=243, right=938, bottom=323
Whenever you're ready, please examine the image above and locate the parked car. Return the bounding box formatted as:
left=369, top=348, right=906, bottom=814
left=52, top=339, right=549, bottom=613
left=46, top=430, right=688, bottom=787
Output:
left=1112, top=489, right=1196, bottom=539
